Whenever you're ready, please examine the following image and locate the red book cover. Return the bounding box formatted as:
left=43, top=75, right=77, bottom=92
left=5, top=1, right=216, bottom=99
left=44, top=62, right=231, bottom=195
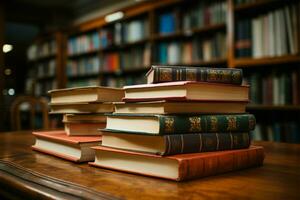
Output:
left=90, top=146, right=265, bottom=181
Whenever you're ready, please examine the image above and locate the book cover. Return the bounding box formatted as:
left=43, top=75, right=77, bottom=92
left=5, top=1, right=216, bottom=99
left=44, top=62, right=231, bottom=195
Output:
left=90, top=146, right=265, bottom=181
left=146, top=65, right=243, bottom=85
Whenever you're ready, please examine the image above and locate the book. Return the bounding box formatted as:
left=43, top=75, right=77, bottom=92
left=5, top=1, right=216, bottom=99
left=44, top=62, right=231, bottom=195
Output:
left=63, top=114, right=107, bottom=123
left=32, top=130, right=101, bottom=162
left=89, top=145, right=264, bottom=181
left=50, top=102, right=114, bottom=114
left=101, top=132, right=251, bottom=155
left=49, top=86, right=124, bottom=104
left=105, top=113, right=256, bottom=135
left=114, top=100, right=247, bottom=114
left=65, top=123, right=106, bottom=136
left=123, top=81, right=249, bottom=102
left=146, top=65, right=243, bottom=84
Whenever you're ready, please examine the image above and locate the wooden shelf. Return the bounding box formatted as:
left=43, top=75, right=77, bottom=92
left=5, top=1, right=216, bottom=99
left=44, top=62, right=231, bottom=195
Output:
left=99, top=39, right=149, bottom=52
left=28, top=54, right=56, bottom=63
left=246, top=104, right=300, bottom=111
left=233, top=55, right=300, bottom=67
left=234, top=0, right=280, bottom=12
left=67, top=50, right=99, bottom=59
left=152, top=32, right=183, bottom=41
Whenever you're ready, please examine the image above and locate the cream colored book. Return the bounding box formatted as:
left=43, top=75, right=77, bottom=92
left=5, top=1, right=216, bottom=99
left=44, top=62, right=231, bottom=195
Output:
left=63, top=114, right=107, bottom=123
left=50, top=102, right=114, bottom=114
left=114, top=100, right=247, bottom=114
left=48, top=86, right=124, bottom=104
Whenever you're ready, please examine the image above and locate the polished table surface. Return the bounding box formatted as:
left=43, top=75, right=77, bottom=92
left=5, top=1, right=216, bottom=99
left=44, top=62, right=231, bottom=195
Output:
left=0, top=131, right=299, bottom=200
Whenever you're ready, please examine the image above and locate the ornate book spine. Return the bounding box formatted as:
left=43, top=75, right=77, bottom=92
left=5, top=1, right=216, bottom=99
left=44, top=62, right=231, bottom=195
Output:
left=152, top=66, right=243, bottom=85
left=163, top=132, right=250, bottom=156
left=159, top=114, right=256, bottom=134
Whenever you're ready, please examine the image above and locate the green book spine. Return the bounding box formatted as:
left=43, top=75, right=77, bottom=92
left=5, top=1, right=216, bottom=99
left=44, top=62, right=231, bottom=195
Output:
left=152, top=66, right=243, bottom=85
left=159, top=114, right=255, bottom=134
left=163, top=132, right=250, bottom=155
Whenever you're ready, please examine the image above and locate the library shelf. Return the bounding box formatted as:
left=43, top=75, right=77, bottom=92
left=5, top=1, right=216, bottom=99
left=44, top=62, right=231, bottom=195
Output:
left=67, top=50, right=99, bottom=59
left=99, top=66, right=149, bottom=76
left=152, top=32, right=183, bottom=41
left=234, top=0, right=281, bottom=12
left=233, top=55, right=300, bottom=67
left=246, top=105, right=300, bottom=111
left=99, top=39, right=149, bottom=52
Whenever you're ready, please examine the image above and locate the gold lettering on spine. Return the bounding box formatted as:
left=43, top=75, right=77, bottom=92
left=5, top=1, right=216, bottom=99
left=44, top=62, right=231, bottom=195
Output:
left=232, top=71, right=241, bottom=82
left=186, top=69, right=197, bottom=81
left=189, top=117, right=201, bottom=132
left=160, top=68, right=172, bottom=82
left=221, top=70, right=231, bottom=82
left=210, top=116, right=218, bottom=132
left=207, top=69, right=218, bottom=81
left=226, top=116, right=237, bottom=131
left=164, top=117, right=174, bottom=133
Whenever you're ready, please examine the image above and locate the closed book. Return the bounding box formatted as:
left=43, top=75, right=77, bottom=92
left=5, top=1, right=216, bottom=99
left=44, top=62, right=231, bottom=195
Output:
left=146, top=65, right=243, bottom=85
left=49, top=86, right=124, bottom=104
left=49, top=102, right=114, bottom=114
left=114, top=100, right=247, bottom=114
left=90, top=145, right=264, bottom=181
left=105, top=113, right=256, bottom=135
left=32, top=131, right=101, bottom=162
left=102, top=132, right=251, bottom=155
left=123, top=81, right=249, bottom=102
left=64, top=123, right=106, bottom=136
left=63, top=114, right=107, bottom=123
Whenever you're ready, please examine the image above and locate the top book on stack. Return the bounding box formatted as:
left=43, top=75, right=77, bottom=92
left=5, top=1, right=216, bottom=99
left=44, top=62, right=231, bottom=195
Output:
left=146, top=65, right=243, bottom=85
left=48, top=86, right=124, bottom=104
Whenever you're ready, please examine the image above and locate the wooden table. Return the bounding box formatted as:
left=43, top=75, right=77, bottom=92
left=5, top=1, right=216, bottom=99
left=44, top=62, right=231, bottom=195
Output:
left=0, top=131, right=299, bottom=200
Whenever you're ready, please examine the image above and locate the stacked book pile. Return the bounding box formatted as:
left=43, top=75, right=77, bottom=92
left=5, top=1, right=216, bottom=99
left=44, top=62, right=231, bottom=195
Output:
left=90, top=65, right=265, bottom=181
left=32, top=86, right=124, bottom=162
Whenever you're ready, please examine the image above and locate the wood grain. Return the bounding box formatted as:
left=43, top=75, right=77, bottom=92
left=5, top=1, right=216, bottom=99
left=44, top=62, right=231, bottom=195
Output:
left=0, top=131, right=299, bottom=199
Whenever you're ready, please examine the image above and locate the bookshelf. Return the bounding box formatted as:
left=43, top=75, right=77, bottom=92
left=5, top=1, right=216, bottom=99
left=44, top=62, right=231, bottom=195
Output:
left=24, top=0, right=300, bottom=143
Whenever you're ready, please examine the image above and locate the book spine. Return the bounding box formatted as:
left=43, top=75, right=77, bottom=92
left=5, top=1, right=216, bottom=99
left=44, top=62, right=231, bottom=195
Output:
left=153, top=67, right=243, bottom=85
left=178, top=146, right=265, bottom=181
left=159, top=114, right=256, bottom=134
left=163, top=132, right=250, bottom=156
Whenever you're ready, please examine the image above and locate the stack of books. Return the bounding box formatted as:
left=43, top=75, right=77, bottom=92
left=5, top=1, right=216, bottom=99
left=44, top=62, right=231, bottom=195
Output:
left=90, top=65, right=265, bottom=181
left=32, top=86, right=124, bottom=162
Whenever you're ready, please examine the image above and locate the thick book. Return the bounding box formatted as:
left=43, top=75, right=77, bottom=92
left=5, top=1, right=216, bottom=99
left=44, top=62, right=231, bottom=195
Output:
left=146, top=65, right=243, bottom=84
left=123, top=81, right=249, bottom=102
left=50, top=102, right=114, bottom=114
left=114, top=100, right=247, bottom=114
left=64, top=123, right=106, bottom=136
left=63, top=114, right=107, bottom=123
left=32, top=131, right=101, bottom=162
left=105, top=113, right=256, bottom=135
left=89, top=146, right=265, bottom=181
left=102, top=132, right=251, bottom=155
left=48, top=86, right=124, bottom=104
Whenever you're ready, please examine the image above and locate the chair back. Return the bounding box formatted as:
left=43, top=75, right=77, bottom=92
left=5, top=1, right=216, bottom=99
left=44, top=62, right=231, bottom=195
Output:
left=10, top=96, right=49, bottom=130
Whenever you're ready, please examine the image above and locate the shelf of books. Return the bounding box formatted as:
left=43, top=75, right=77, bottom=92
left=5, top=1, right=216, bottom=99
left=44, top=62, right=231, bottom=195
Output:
left=231, top=0, right=300, bottom=143
left=26, top=33, right=59, bottom=97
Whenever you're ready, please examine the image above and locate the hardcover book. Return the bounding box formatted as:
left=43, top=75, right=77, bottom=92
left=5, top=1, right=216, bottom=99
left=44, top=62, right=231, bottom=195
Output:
left=63, top=114, right=107, bottom=123
left=32, top=130, right=101, bottom=162
left=48, top=86, right=124, bottom=104
left=146, top=65, right=243, bottom=85
left=64, top=123, right=106, bottom=136
left=114, top=100, right=247, bottom=114
left=105, top=113, right=256, bottom=135
left=89, top=146, right=265, bottom=181
left=123, top=81, right=249, bottom=102
left=101, top=132, right=251, bottom=155
left=50, top=102, right=114, bottom=114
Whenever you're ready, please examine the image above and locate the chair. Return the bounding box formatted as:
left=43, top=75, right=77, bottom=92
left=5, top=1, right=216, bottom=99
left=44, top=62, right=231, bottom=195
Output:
left=10, top=96, right=49, bottom=130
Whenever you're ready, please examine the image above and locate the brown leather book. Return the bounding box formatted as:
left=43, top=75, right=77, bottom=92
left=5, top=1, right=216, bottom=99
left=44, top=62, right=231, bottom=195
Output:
left=90, top=145, right=265, bottom=181
left=32, top=130, right=101, bottom=162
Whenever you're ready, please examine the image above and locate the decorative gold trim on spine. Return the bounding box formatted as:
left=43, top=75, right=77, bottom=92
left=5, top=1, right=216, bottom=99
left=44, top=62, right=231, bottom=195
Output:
left=164, top=117, right=174, bottom=133
left=189, top=117, right=202, bottom=132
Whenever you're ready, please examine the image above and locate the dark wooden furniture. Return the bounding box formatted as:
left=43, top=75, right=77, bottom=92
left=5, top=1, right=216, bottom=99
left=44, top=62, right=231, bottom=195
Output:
left=10, top=96, right=49, bottom=130
left=0, top=131, right=299, bottom=200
